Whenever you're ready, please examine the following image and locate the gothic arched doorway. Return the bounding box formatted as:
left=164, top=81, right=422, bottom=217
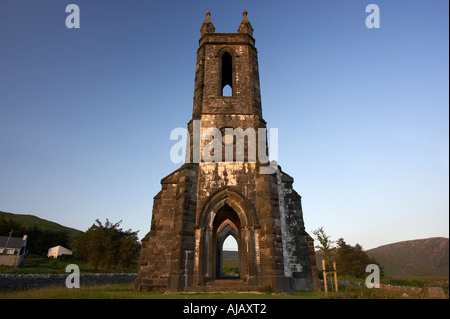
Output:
left=193, top=187, right=259, bottom=286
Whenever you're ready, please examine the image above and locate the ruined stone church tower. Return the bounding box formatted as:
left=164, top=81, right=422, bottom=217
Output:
left=135, top=11, right=319, bottom=293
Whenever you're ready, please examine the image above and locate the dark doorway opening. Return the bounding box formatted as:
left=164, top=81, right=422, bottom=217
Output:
left=221, top=235, right=239, bottom=278
left=213, top=204, right=240, bottom=279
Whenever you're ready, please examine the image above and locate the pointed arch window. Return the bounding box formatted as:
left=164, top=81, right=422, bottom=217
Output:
left=221, top=52, right=233, bottom=96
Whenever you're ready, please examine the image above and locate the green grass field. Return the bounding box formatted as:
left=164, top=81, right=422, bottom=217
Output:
left=1, top=255, right=447, bottom=299
left=1, top=282, right=442, bottom=299
left=0, top=283, right=320, bottom=299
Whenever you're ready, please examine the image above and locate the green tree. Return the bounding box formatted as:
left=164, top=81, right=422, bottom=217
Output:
left=71, top=219, right=140, bottom=270
left=0, top=216, right=22, bottom=235
left=334, top=238, right=383, bottom=279
left=312, top=227, right=384, bottom=279
left=313, top=227, right=335, bottom=271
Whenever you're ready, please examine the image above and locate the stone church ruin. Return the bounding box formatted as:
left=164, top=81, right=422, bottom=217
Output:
left=135, top=11, right=319, bottom=293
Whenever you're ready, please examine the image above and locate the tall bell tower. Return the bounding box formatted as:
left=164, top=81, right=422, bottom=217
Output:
left=192, top=10, right=262, bottom=118
left=188, top=10, right=266, bottom=165
left=135, top=11, right=319, bottom=293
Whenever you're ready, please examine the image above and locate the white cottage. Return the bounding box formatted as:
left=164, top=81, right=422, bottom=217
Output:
left=0, top=234, right=27, bottom=267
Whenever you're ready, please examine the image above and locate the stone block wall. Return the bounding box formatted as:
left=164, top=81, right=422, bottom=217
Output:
left=0, top=273, right=137, bottom=291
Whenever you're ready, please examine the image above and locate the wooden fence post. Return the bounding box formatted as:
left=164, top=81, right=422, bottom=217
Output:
left=333, top=262, right=338, bottom=293
left=322, top=259, right=327, bottom=296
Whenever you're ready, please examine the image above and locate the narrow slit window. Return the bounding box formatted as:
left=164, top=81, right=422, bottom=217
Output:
left=221, top=52, right=233, bottom=96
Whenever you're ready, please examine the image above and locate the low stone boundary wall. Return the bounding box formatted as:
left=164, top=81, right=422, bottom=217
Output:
left=0, top=273, right=137, bottom=291
left=320, top=279, right=423, bottom=293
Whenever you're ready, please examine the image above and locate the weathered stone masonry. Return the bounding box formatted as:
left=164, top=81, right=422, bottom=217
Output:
left=135, top=11, right=320, bottom=293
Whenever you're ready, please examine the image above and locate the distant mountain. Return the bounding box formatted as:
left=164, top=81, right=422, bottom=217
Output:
left=0, top=211, right=82, bottom=237
left=367, top=237, right=449, bottom=277
left=223, top=250, right=239, bottom=259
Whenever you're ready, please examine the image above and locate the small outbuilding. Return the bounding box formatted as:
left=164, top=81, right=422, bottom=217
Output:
left=47, top=245, right=73, bottom=259
left=0, top=234, right=28, bottom=268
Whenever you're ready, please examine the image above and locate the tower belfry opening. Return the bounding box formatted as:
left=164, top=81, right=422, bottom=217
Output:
left=135, top=11, right=320, bottom=293
left=221, top=52, right=233, bottom=96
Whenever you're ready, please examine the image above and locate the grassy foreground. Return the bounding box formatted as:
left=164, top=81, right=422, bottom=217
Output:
left=0, top=283, right=318, bottom=299
left=0, top=282, right=438, bottom=299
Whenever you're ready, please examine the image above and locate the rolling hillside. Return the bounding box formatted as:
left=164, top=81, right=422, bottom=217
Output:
left=0, top=211, right=82, bottom=237
left=227, top=237, right=450, bottom=279
left=2, top=209, right=448, bottom=279
left=366, top=237, right=449, bottom=277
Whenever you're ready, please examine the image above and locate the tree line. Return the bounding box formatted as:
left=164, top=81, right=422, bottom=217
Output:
left=313, top=227, right=384, bottom=279
left=1, top=216, right=141, bottom=271
left=0, top=216, right=69, bottom=256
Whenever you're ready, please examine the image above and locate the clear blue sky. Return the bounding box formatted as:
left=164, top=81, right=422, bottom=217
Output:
left=0, top=0, right=448, bottom=250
